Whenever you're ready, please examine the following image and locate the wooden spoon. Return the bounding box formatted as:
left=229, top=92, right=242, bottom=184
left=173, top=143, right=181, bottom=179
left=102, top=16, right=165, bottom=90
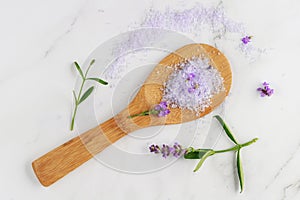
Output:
left=32, top=43, right=232, bottom=186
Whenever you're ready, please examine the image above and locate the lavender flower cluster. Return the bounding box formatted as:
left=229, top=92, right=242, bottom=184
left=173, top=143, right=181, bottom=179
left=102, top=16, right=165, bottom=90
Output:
left=152, top=101, right=170, bottom=117
left=241, top=36, right=252, bottom=44
left=257, top=82, right=274, bottom=97
left=186, top=72, right=198, bottom=93
left=149, top=142, right=185, bottom=158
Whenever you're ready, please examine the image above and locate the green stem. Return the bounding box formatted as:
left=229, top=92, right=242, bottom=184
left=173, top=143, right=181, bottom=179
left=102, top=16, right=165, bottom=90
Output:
left=127, top=109, right=159, bottom=118
left=70, top=104, right=78, bottom=130
left=214, top=138, right=258, bottom=154
left=128, top=110, right=150, bottom=118
left=70, top=60, right=97, bottom=131
left=70, top=79, right=85, bottom=131
left=70, top=64, right=92, bottom=131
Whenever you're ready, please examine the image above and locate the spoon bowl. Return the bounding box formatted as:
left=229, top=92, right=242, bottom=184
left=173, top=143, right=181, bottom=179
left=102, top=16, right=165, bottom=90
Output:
left=32, top=43, right=232, bottom=186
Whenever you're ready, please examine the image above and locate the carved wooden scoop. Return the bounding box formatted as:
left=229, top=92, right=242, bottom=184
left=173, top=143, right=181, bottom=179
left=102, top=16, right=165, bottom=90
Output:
left=32, top=43, right=232, bottom=186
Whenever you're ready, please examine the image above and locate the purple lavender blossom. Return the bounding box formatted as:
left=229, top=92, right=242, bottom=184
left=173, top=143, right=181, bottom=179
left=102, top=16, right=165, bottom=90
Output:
left=149, top=142, right=185, bottom=158
left=149, top=144, right=160, bottom=153
left=161, top=144, right=170, bottom=158
left=187, top=73, right=196, bottom=80
left=257, top=82, right=274, bottom=97
left=173, top=142, right=184, bottom=158
left=241, top=36, right=252, bottom=44
left=153, top=101, right=170, bottom=117
left=188, top=82, right=199, bottom=93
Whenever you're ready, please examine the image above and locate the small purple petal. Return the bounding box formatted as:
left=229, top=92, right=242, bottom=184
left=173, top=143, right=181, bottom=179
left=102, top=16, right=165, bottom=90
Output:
left=263, top=82, right=269, bottom=86
left=154, top=105, right=161, bottom=111
left=159, top=101, right=167, bottom=108
left=188, top=88, right=195, bottom=93
left=187, top=73, right=195, bottom=80
left=165, top=109, right=170, bottom=115
left=158, top=111, right=164, bottom=117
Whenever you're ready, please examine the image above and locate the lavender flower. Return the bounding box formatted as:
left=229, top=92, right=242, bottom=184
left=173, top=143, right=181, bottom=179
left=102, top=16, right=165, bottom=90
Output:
left=186, top=72, right=199, bottom=93
left=152, top=101, right=170, bottom=117
left=173, top=142, right=184, bottom=157
left=161, top=144, right=171, bottom=158
left=241, top=36, right=252, bottom=44
left=149, top=144, right=160, bottom=154
left=188, top=82, right=199, bottom=93
left=187, top=73, right=196, bottom=80
left=257, top=82, right=274, bottom=97
left=149, top=142, right=185, bottom=158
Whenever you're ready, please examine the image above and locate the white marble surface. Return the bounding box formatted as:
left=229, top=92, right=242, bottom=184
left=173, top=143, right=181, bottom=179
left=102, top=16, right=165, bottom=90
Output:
left=1, top=0, right=300, bottom=199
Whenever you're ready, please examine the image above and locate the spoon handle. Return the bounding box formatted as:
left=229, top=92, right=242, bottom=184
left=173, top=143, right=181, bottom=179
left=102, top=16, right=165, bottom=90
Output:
left=32, top=117, right=127, bottom=187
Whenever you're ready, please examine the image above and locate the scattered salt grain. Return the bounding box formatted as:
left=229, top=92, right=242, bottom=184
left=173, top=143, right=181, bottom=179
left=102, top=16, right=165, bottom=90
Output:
left=162, top=57, right=224, bottom=113
left=104, top=3, right=246, bottom=80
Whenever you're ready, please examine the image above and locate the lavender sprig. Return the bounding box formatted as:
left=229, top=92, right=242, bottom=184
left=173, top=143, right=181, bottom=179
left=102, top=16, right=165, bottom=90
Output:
left=128, top=101, right=170, bottom=118
left=148, top=115, right=258, bottom=193
left=70, top=59, right=108, bottom=130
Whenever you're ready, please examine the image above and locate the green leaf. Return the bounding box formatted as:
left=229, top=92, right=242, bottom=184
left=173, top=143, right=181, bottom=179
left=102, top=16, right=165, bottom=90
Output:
left=78, top=86, right=94, bottom=104
left=184, top=148, right=213, bottom=159
left=237, top=150, right=244, bottom=193
left=72, top=90, right=77, bottom=104
left=74, top=61, right=84, bottom=79
left=193, top=150, right=215, bottom=172
left=87, top=78, right=108, bottom=85
left=214, top=115, right=238, bottom=144
left=89, top=59, right=95, bottom=66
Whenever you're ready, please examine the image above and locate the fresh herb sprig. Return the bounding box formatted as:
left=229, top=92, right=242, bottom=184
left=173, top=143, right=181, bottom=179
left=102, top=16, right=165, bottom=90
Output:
left=149, top=115, right=258, bottom=193
left=70, top=59, right=108, bottom=131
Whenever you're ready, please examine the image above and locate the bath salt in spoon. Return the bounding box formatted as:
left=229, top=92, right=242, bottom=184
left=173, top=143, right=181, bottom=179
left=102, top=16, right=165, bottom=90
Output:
left=32, top=43, right=232, bottom=187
